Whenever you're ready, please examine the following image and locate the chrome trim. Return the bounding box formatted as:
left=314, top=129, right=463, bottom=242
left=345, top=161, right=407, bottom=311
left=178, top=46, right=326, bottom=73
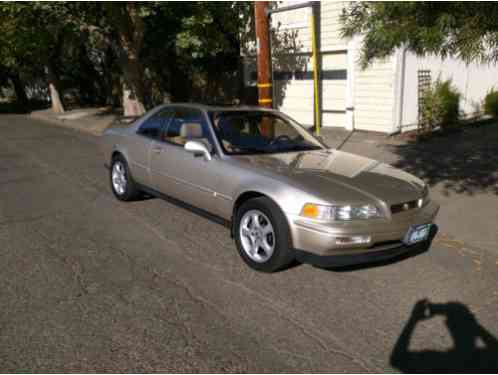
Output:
left=214, top=192, right=233, bottom=201
left=130, top=160, right=148, bottom=170
left=153, top=169, right=232, bottom=201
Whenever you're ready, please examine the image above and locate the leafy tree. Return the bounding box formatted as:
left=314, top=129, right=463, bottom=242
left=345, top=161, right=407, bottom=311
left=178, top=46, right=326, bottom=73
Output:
left=341, top=2, right=498, bottom=67
left=172, top=2, right=252, bottom=102
left=0, top=2, right=87, bottom=112
left=0, top=2, right=254, bottom=114
left=88, top=2, right=252, bottom=113
left=484, top=89, right=498, bottom=118
left=0, top=4, right=37, bottom=106
left=103, top=2, right=150, bottom=115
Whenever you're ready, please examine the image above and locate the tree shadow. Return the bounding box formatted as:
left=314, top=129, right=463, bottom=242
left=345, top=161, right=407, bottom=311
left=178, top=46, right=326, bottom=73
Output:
left=391, top=299, right=498, bottom=373
left=388, top=121, right=498, bottom=196
left=0, top=100, right=49, bottom=114
left=271, top=26, right=309, bottom=109
left=241, top=4, right=312, bottom=108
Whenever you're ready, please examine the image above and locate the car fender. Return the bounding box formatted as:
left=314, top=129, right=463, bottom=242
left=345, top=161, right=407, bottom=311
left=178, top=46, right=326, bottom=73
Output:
left=231, top=174, right=323, bottom=218
left=107, top=133, right=131, bottom=165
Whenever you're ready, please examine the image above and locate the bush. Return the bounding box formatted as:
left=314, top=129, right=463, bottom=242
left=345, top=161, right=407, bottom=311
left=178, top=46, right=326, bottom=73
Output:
left=484, top=89, right=498, bottom=117
left=420, top=79, right=460, bottom=132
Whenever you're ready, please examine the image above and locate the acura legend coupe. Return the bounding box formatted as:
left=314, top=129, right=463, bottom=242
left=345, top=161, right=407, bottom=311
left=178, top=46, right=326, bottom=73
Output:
left=101, top=104, right=439, bottom=272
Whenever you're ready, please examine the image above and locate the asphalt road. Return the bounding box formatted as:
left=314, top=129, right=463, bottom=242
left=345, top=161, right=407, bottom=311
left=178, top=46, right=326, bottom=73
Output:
left=1, top=115, right=498, bottom=372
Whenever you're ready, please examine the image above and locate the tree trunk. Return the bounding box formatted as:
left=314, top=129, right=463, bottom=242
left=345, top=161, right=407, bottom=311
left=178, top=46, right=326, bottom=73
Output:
left=9, top=72, right=28, bottom=105
left=121, top=55, right=146, bottom=116
left=47, top=63, right=65, bottom=113
left=169, top=53, right=191, bottom=102
left=105, top=2, right=147, bottom=116
left=122, top=85, right=145, bottom=116
left=78, top=35, right=105, bottom=105
left=102, top=45, right=119, bottom=107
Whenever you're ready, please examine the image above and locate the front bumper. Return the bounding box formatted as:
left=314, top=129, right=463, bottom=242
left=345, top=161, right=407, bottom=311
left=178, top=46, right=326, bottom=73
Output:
left=294, top=239, right=433, bottom=268
left=287, top=200, right=440, bottom=260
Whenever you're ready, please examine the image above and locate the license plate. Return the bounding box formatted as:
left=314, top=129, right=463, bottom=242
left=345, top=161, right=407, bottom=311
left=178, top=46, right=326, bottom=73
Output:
left=403, top=224, right=431, bottom=245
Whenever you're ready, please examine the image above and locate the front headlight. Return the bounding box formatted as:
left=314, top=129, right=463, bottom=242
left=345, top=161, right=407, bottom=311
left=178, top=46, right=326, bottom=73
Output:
left=300, top=203, right=383, bottom=221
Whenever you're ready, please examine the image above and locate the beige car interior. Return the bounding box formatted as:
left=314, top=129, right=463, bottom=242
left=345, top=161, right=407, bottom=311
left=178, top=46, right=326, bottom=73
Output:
left=165, top=122, right=211, bottom=150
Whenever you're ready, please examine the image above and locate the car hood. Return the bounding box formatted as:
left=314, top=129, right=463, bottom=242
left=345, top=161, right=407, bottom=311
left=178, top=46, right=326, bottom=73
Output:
left=232, top=149, right=426, bottom=205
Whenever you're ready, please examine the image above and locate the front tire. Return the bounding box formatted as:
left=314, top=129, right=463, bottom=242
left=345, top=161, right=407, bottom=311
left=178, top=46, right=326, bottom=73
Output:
left=234, top=197, right=294, bottom=272
left=110, top=154, right=140, bottom=201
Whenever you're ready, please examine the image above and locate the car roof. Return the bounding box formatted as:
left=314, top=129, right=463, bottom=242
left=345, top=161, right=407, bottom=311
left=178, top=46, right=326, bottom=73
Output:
left=157, top=102, right=275, bottom=113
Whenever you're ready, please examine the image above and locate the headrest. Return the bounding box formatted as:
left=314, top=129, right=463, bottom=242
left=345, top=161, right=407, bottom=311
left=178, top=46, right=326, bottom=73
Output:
left=180, top=122, right=203, bottom=139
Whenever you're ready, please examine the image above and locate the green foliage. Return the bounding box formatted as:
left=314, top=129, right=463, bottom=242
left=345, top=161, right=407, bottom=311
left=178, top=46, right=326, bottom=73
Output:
left=341, top=2, right=498, bottom=68
left=0, top=3, right=80, bottom=64
left=0, top=3, right=87, bottom=107
left=483, top=89, right=498, bottom=118
left=0, top=2, right=255, bottom=107
left=144, top=2, right=253, bottom=103
left=420, top=79, right=460, bottom=132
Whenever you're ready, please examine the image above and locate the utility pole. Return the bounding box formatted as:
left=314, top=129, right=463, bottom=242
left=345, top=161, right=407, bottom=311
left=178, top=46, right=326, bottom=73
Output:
left=254, top=1, right=272, bottom=109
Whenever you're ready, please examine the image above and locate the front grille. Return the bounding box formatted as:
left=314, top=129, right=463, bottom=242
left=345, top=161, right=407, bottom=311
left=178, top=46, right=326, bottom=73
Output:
left=391, top=199, right=418, bottom=214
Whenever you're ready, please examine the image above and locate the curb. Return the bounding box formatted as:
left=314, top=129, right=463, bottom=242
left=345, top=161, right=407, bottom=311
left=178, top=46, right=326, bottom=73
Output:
left=30, top=111, right=110, bottom=137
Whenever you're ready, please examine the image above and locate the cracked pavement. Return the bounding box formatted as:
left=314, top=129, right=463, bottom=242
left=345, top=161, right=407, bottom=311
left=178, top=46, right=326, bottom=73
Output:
left=1, top=115, right=498, bottom=372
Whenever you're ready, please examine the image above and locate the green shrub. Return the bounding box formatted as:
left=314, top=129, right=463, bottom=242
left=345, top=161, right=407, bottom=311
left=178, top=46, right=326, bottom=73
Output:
left=484, top=89, right=498, bottom=117
left=420, top=79, right=460, bottom=132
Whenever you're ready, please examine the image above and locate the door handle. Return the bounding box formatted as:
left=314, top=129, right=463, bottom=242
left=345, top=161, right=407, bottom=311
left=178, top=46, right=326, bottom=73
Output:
left=151, top=146, right=162, bottom=154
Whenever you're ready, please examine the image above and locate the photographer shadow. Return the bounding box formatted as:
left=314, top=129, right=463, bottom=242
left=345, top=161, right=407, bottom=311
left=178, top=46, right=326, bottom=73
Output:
left=391, top=300, right=498, bottom=373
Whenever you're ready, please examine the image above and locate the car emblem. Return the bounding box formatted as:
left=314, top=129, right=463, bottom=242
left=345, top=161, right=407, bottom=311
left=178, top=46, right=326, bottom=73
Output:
left=403, top=203, right=410, bottom=210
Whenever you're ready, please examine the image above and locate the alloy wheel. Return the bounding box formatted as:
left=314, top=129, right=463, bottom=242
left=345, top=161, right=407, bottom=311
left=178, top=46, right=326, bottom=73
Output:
left=239, top=209, right=275, bottom=263
left=112, top=161, right=127, bottom=195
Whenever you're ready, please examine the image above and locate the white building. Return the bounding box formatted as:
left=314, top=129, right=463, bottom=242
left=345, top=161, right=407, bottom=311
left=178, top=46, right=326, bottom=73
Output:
left=244, top=1, right=498, bottom=133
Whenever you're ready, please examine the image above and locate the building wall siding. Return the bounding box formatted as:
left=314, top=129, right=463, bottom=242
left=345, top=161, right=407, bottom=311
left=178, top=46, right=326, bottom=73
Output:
left=261, top=3, right=498, bottom=133
left=353, top=54, right=396, bottom=132
left=261, top=1, right=397, bottom=132
left=401, top=53, right=498, bottom=130
left=320, top=2, right=348, bottom=51
left=320, top=1, right=396, bottom=132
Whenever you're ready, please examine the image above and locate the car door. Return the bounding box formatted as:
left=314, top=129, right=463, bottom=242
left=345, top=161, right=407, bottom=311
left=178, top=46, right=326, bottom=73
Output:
left=129, top=107, right=174, bottom=186
left=150, top=107, right=228, bottom=217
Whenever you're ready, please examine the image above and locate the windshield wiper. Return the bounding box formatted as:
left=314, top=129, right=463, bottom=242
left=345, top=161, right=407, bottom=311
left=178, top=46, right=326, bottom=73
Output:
left=234, top=146, right=269, bottom=154
left=276, top=144, right=321, bottom=152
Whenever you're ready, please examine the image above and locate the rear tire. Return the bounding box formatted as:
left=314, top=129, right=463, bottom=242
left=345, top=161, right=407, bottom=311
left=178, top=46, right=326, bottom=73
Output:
left=234, top=197, right=294, bottom=272
left=110, top=154, right=140, bottom=201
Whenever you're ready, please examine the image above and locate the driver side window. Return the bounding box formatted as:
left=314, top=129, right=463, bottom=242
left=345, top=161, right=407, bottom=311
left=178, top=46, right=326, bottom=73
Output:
left=163, top=108, right=214, bottom=148
left=137, top=108, right=174, bottom=140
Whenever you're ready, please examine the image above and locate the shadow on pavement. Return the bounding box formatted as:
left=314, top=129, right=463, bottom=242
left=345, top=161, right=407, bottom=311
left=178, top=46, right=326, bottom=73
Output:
left=388, top=121, right=498, bottom=196
left=0, top=100, right=49, bottom=114
left=391, top=299, right=498, bottom=373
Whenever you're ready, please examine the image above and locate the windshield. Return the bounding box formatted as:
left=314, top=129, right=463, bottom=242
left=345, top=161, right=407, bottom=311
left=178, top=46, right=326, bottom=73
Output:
left=209, top=111, right=324, bottom=155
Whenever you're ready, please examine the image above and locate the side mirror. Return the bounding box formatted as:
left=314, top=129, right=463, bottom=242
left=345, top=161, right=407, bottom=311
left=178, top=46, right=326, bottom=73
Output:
left=184, top=140, right=212, bottom=161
